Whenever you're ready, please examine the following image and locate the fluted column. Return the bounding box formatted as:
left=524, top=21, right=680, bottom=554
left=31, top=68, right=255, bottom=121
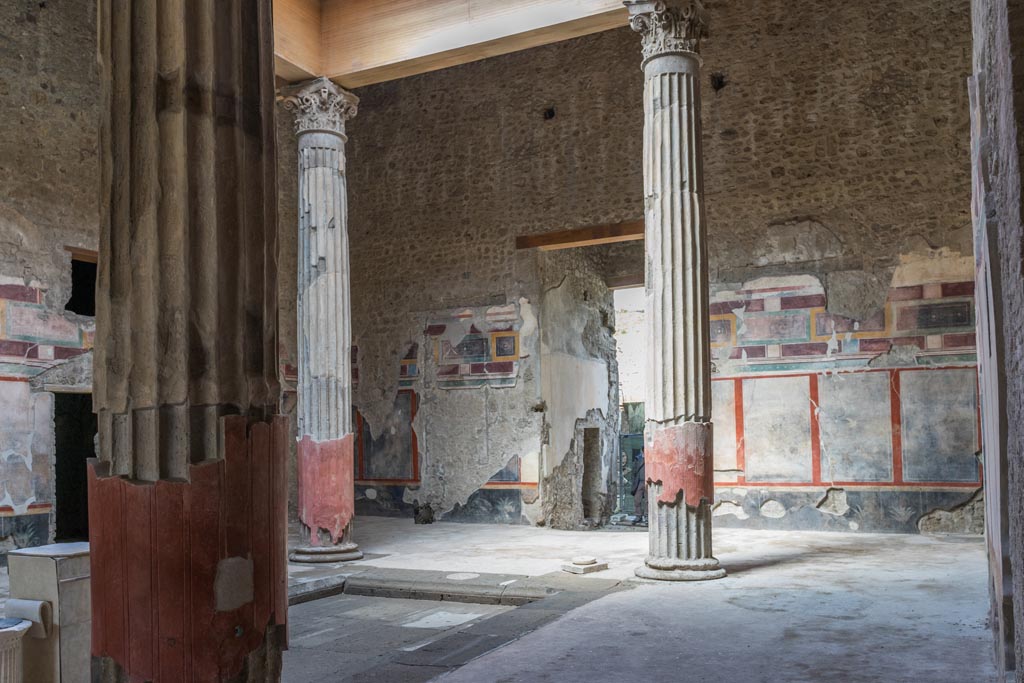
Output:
left=626, top=0, right=725, bottom=581
left=90, top=1, right=288, bottom=680
left=282, top=79, right=363, bottom=563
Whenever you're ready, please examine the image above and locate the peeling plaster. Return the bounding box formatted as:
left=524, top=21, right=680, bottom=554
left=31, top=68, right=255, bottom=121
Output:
left=817, top=488, right=851, bottom=516
left=891, top=247, right=975, bottom=287
left=867, top=343, right=923, bottom=368
left=918, top=488, right=984, bottom=535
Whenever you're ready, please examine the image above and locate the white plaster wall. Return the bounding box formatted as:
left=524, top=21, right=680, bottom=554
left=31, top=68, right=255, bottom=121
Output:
left=613, top=287, right=646, bottom=405
left=540, top=352, right=609, bottom=478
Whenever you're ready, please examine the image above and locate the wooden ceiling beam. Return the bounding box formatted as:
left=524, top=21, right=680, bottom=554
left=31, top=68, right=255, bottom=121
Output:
left=319, top=0, right=629, bottom=88
left=273, top=0, right=322, bottom=83
left=516, top=220, right=645, bottom=251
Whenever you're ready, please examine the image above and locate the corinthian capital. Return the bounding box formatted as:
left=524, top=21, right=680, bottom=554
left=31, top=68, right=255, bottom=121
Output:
left=625, top=0, right=708, bottom=61
left=281, top=77, right=359, bottom=137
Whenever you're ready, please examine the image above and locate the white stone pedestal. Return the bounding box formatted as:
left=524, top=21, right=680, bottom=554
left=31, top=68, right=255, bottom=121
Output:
left=8, top=542, right=90, bottom=683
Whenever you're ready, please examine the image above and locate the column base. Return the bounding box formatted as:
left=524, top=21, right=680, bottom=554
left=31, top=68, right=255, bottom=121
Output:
left=289, top=542, right=363, bottom=564
left=635, top=557, right=726, bottom=582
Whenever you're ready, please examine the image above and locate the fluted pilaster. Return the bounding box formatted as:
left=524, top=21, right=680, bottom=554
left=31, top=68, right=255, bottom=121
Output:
left=95, top=0, right=280, bottom=482
left=92, top=1, right=287, bottom=680
left=626, top=0, right=724, bottom=581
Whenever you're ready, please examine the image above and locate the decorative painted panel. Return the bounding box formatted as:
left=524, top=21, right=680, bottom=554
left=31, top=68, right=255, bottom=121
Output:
left=742, top=376, right=813, bottom=483
left=818, top=372, right=893, bottom=482
left=900, top=368, right=980, bottom=483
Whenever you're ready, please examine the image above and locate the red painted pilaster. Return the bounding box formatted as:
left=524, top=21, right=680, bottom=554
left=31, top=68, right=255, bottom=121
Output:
left=88, top=415, right=289, bottom=682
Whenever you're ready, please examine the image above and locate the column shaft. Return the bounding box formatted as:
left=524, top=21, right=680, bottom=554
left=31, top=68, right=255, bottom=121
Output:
left=90, top=0, right=288, bottom=680
left=284, top=80, right=363, bottom=563
left=627, top=0, right=725, bottom=581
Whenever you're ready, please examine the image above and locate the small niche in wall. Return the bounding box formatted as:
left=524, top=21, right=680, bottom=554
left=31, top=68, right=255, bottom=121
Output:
left=64, top=246, right=97, bottom=317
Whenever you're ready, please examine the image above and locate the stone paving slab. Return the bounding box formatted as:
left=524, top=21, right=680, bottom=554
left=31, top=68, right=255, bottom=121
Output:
left=340, top=567, right=557, bottom=605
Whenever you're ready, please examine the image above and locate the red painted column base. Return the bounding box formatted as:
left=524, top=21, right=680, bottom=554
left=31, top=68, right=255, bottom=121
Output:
left=644, top=422, right=715, bottom=508
left=636, top=421, right=726, bottom=581
left=290, top=433, right=362, bottom=563
left=87, top=415, right=290, bottom=682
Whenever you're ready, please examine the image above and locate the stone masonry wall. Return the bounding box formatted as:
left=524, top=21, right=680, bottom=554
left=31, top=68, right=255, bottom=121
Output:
left=0, top=0, right=99, bottom=560
left=273, top=0, right=975, bottom=528
left=0, top=0, right=978, bottom=536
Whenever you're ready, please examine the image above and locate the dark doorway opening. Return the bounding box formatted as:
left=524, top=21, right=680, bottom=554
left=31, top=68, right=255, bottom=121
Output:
left=581, top=427, right=603, bottom=520
left=65, top=258, right=97, bottom=317
left=54, top=392, right=97, bottom=541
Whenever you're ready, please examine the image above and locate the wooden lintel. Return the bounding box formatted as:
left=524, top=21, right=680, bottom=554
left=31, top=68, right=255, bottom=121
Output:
left=65, top=245, right=98, bottom=263
left=607, top=273, right=645, bottom=289
left=516, top=220, right=645, bottom=252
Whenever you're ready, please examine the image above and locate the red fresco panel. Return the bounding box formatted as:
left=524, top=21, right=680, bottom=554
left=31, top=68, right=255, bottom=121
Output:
left=890, top=370, right=904, bottom=484
left=781, top=294, right=826, bottom=309
left=709, top=300, right=744, bottom=315
left=941, top=281, right=974, bottom=297
left=888, top=285, right=923, bottom=301
left=0, top=284, right=39, bottom=303
left=944, top=332, right=977, bottom=348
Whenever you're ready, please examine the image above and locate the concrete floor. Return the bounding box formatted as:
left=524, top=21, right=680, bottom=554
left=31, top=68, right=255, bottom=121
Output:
left=284, top=517, right=998, bottom=683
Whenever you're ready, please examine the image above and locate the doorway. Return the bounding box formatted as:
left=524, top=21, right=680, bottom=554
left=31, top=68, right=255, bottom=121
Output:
left=53, top=392, right=96, bottom=542
left=581, top=427, right=603, bottom=520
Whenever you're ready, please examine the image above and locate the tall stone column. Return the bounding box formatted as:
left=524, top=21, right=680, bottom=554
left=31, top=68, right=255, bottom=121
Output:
left=626, top=0, right=725, bottom=581
left=90, top=0, right=288, bottom=681
left=282, top=79, right=363, bottom=563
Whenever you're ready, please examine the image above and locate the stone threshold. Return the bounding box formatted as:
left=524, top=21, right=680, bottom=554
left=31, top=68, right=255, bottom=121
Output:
left=289, top=564, right=625, bottom=607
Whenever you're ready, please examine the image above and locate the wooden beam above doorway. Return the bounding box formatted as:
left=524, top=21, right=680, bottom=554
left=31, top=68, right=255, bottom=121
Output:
left=515, top=220, right=645, bottom=252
